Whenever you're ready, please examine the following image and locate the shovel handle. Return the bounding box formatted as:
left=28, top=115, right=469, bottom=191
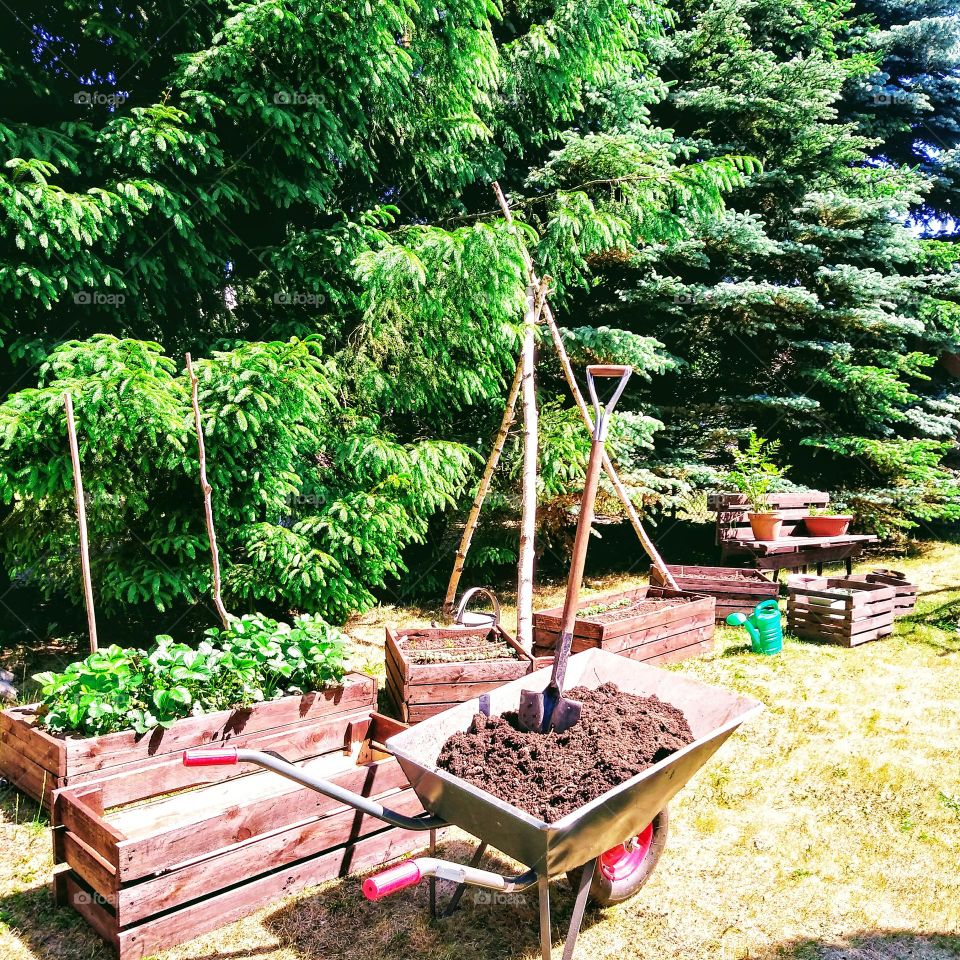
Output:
left=552, top=365, right=633, bottom=686
left=586, top=365, right=632, bottom=441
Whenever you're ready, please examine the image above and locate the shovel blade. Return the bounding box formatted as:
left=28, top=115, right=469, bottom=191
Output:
left=518, top=689, right=547, bottom=732
left=548, top=696, right=582, bottom=733
left=517, top=688, right=583, bottom=733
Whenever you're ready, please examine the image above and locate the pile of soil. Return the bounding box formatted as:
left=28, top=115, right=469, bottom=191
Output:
left=400, top=631, right=518, bottom=665
left=586, top=596, right=691, bottom=624
left=681, top=570, right=757, bottom=582
left=436, top=682, right=694, bottom=822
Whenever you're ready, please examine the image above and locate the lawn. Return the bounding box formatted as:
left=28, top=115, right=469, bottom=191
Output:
left=1, top=544, right=959, bottom=960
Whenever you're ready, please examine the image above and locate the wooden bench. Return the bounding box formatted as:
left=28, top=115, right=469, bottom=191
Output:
left=708, top=491, right=877, bottom=581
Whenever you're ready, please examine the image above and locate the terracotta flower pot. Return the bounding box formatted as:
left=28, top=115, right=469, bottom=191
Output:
left=748, top=512, right=784, bottom=540
left=803, top=515, right=852, bottom=537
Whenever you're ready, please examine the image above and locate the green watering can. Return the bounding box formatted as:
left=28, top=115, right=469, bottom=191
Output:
left=726, top=599, right=783, bottom=655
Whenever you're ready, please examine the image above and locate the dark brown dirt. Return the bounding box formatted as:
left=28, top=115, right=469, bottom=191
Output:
left=680, top=570, right=758, bottom=582
left=586, top=597, right=691, bottom=623
left=436, top=682, right=694, bottom=822
left=399, top=631, right=519, bottom=664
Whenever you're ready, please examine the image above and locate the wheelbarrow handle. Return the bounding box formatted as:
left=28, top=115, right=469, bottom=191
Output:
left=586, top=365, right=632, bottom=441
left=182, top=748, right=446, bottom=832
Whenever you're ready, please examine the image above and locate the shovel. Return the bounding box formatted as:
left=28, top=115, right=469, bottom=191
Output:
left=519, top=364, right=633, bottom=733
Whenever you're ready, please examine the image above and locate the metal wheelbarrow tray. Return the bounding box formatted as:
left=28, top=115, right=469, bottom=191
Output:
left=388, top=647, right=760, bottom=876
left=184, top=649, right=761, bottom=959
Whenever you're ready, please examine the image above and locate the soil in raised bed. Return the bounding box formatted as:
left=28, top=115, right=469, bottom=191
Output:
left=678, top=570, right=759, bottom=582
left=581, top=596, right=693, bottom=624
left=399, top=631, right=519, bottom=665
left=436, top=682, right=693, bottom=823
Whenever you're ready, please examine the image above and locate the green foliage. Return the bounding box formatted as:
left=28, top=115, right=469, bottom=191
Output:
left=727, top=433, right=790, bottom=513
left=0, top=336, right=474, bottom=621
left=33, top=613, right=348, bottom=736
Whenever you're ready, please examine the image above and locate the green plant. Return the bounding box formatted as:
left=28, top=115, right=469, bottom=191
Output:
left=32, top=614, right=349, bottom=736
left=727, top=433, right=789, bottom=514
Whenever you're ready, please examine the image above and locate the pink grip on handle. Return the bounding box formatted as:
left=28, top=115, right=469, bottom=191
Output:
left=362, top=860, right=422, bottom=901
left=183, top=747, right=239, bottom=767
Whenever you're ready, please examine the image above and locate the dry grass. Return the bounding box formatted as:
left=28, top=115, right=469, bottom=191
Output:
left=1, top=545, right=959, bottom=960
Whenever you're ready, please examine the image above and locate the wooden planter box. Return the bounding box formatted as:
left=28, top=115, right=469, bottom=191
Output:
left=532, top=586, right=716, bottom=664
left=51, top=711, right=432, bottom=960
left=650, top=564, right=778, bottom=622
left=862, top=569, right=918, bottom=617
left=787, top=576, right=897, bottom=646
left=0, top=673, right=377, bottom=810
left=385, top=624, right=533, bottom=723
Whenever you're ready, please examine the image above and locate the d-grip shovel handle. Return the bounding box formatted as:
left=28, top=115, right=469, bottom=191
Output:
left=553, top=364, right=634, bottom=676
left=586, top=364, right=632, bottom=442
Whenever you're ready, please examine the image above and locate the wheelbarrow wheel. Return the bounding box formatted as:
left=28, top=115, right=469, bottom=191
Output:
left=567, top=807, right=669, bottom=907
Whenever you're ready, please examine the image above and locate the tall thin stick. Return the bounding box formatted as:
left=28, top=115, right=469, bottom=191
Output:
left=64, top=392, right=98, bottom=654
left=491, top=182, right=679, bottom=591
left=186, top=354, right=232, bottom=629
left=443, top=355, right=525, bottom=618
left=494, top=181, right=541, bottom=649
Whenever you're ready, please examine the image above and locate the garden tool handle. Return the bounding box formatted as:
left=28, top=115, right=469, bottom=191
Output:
left=586, top=364, right=632, bottom=442
left=549, top=366, right=633, bottom=693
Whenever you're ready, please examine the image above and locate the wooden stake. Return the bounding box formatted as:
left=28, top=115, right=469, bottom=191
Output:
left=491, top=182, right=680, bottom=591
left=186, top=354, right=232, bottom=629
left=64, top=392, right=98, bottom=654
left=493, top=182, right=541, bottom=650
left=443, top=355, right=524, bottom=618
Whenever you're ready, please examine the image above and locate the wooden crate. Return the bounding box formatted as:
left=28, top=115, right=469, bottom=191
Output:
left=51, top=712, right=434, bottom=960
left=385, top=624, right=533, bottom=723
left=866, top=569, right=918, bottom=617
left=0, top=673, right=377, bottom=810
left=532, top=586, right=716, bottom=664
left=787, top=576, right=897, bottom=647
left=650, top=564, right=778, bottom=622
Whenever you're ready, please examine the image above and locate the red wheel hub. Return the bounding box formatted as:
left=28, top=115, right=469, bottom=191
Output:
left=598, top=821, right=654, bottom=882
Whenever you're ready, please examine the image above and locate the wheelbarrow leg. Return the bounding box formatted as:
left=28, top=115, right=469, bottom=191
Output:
left=538, top=876, right=552, bottom=960
left=441, top=841, right=489, bottom=918
left=561, top=856, right=597, bottom=960
left=428, top=828, right=437, bottom=918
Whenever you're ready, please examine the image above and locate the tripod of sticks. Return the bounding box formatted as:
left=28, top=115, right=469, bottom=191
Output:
left=443, top=183, right=678, bottom=648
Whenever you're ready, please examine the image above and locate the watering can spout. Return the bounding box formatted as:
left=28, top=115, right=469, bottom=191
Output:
left=726, top=611, right=761, bottom=647
left=725, top=599, right=783, bottom=655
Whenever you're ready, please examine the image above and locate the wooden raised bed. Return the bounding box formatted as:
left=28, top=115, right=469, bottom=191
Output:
left=532, top=586, right=716, bottom=664
left=385, top=624, right=533, bottom=723
left=0, top=672, right=377, bottom=810
left=787, top=576, right=897, bottom=647
left=650, top=564, right=778, bottom=622
left=52, top=711, right=433, bottom=960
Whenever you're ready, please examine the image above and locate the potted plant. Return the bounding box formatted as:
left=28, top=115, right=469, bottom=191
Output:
left=803, top=505, right=854, bottom=537
left=727, top=433, right=789, bottom=540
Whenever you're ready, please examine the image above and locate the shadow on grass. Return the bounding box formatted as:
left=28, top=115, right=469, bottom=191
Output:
left=263, top=837, right=595, bottom=960
left=755, top=929, right=960, bottom=959
left=898, top=597, right=960, bottom=656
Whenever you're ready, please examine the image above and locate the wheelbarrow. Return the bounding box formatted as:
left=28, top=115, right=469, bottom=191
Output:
left=183, top=648, right=761, bottom=960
